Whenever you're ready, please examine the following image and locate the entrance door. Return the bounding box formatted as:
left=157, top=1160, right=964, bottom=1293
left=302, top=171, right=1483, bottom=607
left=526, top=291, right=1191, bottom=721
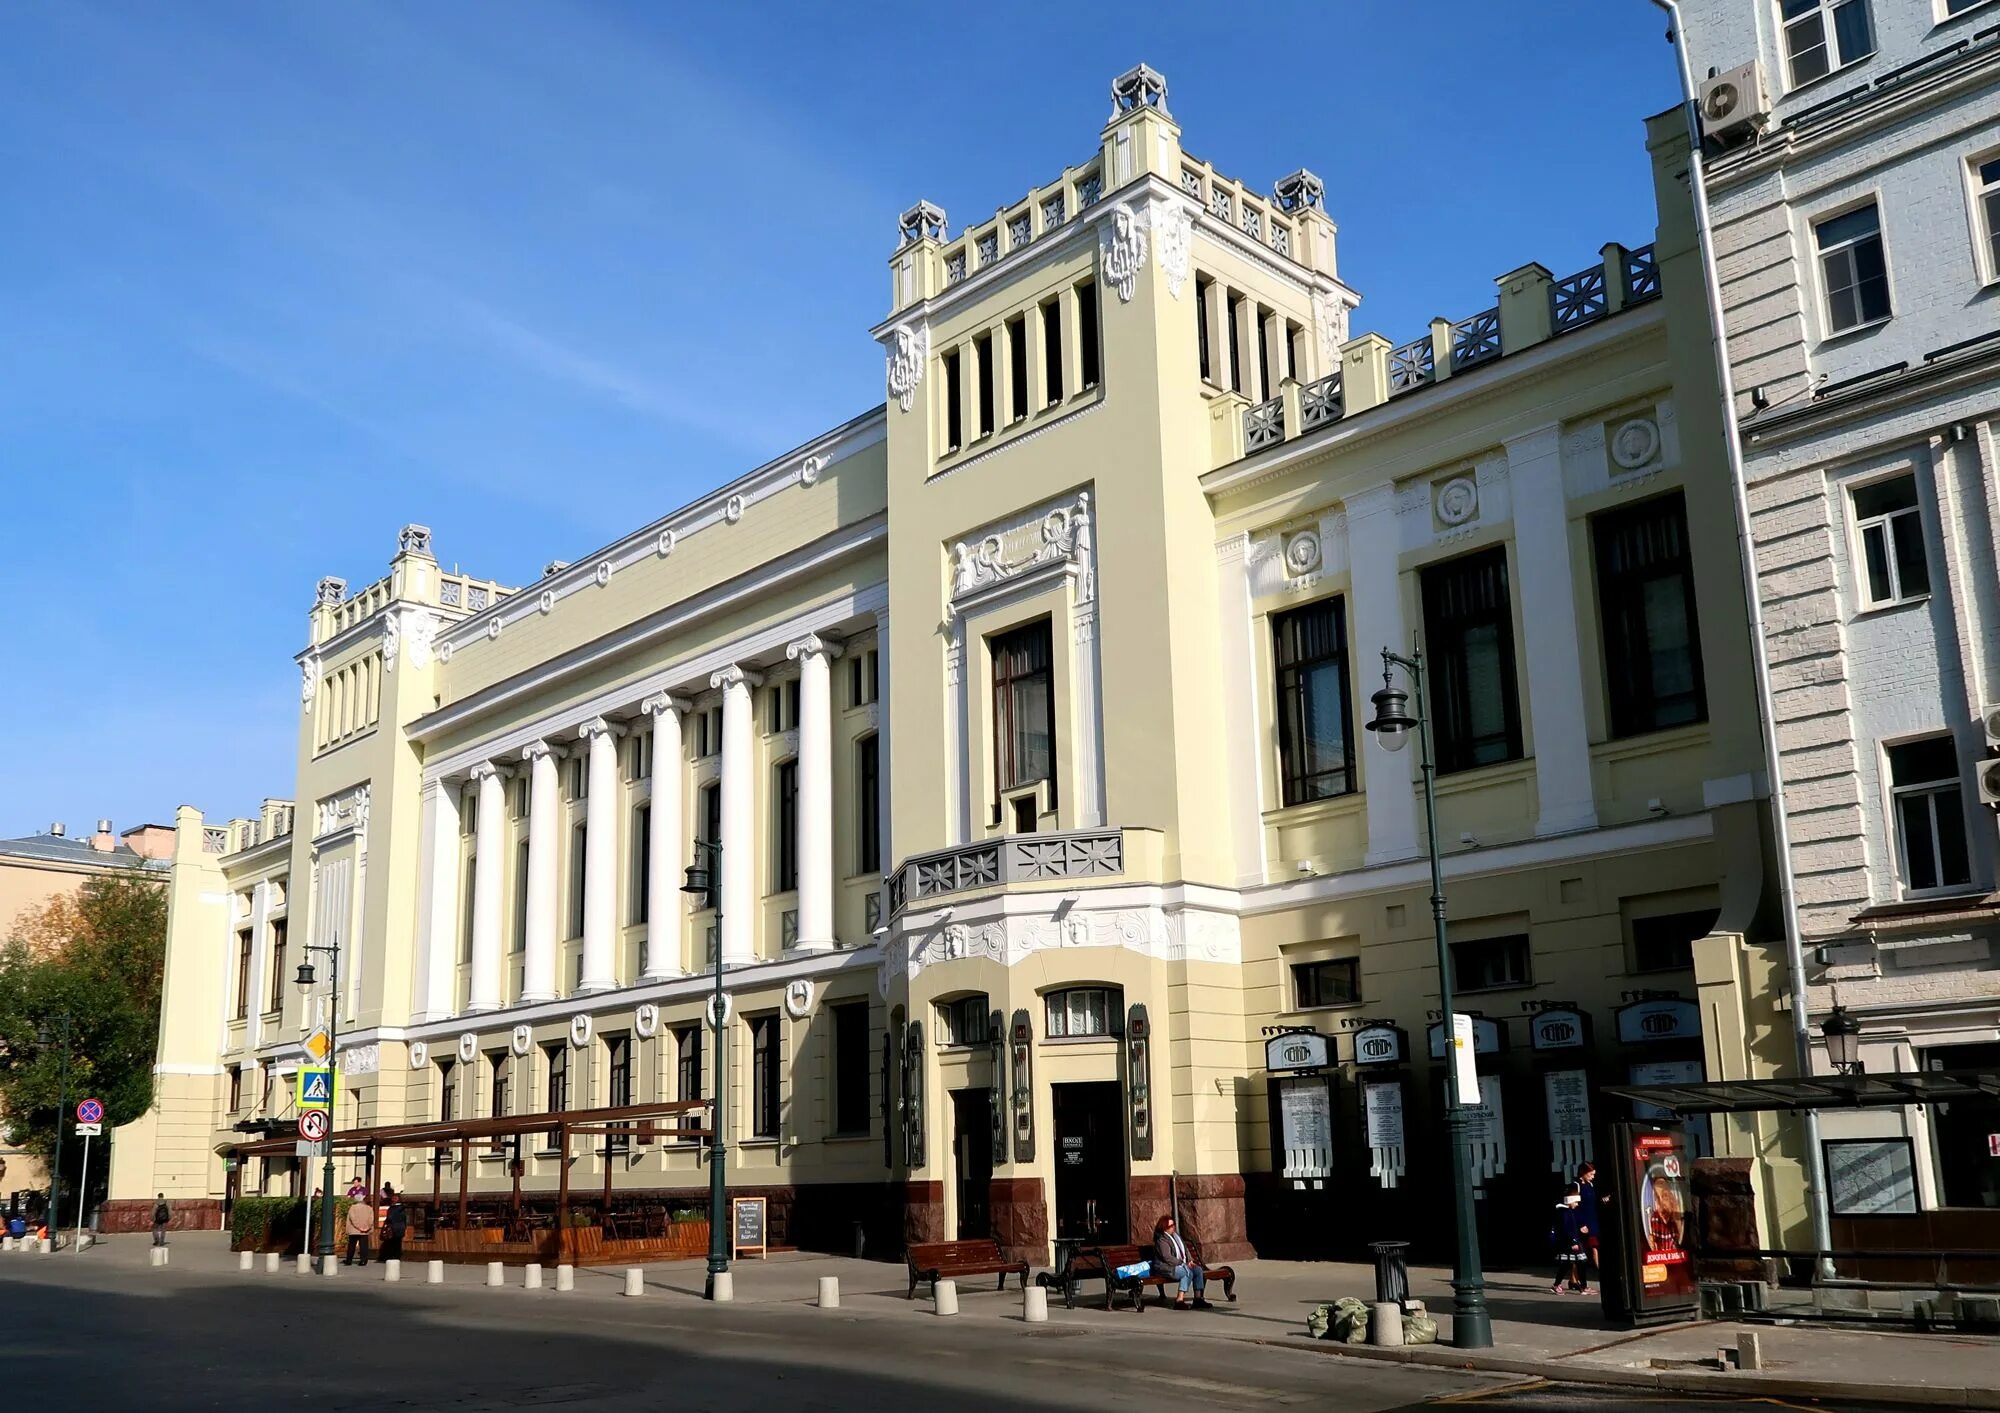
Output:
left=951, top=1089, right=994, bottom=1240
left=1052, top=1081, right=1127, bottom=1243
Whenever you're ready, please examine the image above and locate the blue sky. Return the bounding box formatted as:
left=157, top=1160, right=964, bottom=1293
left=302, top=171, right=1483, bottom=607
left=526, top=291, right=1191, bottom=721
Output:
left=0, top=1, right=1680, bottom=839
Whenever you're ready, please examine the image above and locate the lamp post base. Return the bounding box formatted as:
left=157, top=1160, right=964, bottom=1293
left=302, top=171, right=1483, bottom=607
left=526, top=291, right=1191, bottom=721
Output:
left=1450, top=1280, right=1494, bottom=1349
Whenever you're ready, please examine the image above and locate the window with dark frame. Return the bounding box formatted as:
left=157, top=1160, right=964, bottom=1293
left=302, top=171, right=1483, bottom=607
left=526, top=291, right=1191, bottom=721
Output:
left=227, top=1064, right=243, bottom=1113
left=775, top=759, right=799, bottom=892
left=1815, top=202, right=1890, bottom=333
left=750, top=1014, right=781, bottom=1139
left=1257, top=306, right=1273, bottom=402
left=936, top=994, right=990, bottom=1047
left=438, top=1058, right=457, bottom=1122
left=513, top=838, right=530, bottom=953
left=1888, top=736, right=1971, bottom=894
left=857, top=734, right=881, bottom=875
left=1780, top=0, right=1873, bottom=90
left=1852, top=474, right=1929, bottom=609
left=1449, top=934, right=1532, bottom=992
left=1078, top=280, right=1100, bottom=389
left=675, top=1025, right=703, bottom=1138
left=1421, top=547, right=1523, bottom=774
left=1976, top=155, right=2000, bottom=281
left=849, top=649, right=880, bottom=707
left=833, top=1002, right=871, bottom=1137
left=461, top=856, right=478, bottom=963
left=975, top=331, right=995, bottom=438
left=1196, top=275, right=1213, bottom=382
left=605, top=1033, right=632, bottom=1153
left=991, top=619, right=1054, bottom=795
left=1042, top=298, right=1064, bottom=404
left=701, top=782, right=722, bottom=855
left=1631, top=908, right=1719, bottom=974
left=1273, top=597, right=1355, bottom=805
left=1595, top=492, right=1707, bottom=738
left=630, top=803, right=651, bottom=926
left=543, top=1042, right=569, bottom=1147
left=1226, top=291, right=1243, bottom=393
left=488, top=1052, right=510, bottom=1151
left=234, top=929, right=253, bottom=1020
left=1292, top=958, right=1361, bottom=1009
left=1045, top=986, right=1120, bottom=1038
left=1007, top=315, right=1029, bottom=421
left=267, top=918, right=288, bottom=1013
left=567, top=822, right=588, bottom=938
left=943, top=347, right=963, bottom=452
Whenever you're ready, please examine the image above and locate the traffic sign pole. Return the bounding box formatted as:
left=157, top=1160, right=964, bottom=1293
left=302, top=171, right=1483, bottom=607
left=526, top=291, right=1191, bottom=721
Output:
left=73, top=1132, right=90, bottom=1256
left=71, top=1100, right=103, bottom=1255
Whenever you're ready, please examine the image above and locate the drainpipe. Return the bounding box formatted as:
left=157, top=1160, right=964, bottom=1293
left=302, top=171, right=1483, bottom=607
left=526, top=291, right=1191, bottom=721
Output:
left=1648, top=0, right=1834, bottom=1266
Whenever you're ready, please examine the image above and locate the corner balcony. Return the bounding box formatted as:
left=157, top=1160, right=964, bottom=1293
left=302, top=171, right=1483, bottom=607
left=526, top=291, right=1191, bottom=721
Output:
left=886, top=827, right=1166, bottom=920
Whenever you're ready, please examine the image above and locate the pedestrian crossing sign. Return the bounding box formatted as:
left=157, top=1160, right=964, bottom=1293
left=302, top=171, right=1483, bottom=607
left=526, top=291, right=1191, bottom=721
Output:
left=296, top=1065, right=336, bottom=1110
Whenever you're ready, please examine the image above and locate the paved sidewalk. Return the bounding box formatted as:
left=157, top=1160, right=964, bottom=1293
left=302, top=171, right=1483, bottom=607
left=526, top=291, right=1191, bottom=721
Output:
left=19, top=1232, right=1999, bottom=1407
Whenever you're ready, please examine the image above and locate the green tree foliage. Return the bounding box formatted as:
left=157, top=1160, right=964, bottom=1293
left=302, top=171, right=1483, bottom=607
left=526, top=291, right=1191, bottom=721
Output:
left=0, top=873, right=168, bottom=1185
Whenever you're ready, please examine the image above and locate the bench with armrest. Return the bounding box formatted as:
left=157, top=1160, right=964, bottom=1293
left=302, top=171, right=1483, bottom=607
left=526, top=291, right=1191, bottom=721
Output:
left=905, top=1238, right=1030, bottom=1301
left=1077, top=1241, right=1238, bottom=1312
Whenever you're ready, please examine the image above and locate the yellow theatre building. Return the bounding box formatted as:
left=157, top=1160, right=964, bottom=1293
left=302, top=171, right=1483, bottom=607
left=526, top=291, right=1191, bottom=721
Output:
left=108, top=69, right=1801, bottom=1265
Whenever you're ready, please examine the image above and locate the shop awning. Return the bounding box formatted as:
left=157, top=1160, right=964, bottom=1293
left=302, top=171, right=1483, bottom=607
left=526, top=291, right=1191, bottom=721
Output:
left=1601, top=1069, right=2000, bottom=1116
left=229, top=1098, right=711, bottom=1158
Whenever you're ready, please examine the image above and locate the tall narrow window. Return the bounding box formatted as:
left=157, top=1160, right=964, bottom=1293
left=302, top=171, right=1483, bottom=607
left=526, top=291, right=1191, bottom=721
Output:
left=1256, top=307, right=1273, bottom=401
left=235, top=929, right=253, bottom=1020
left=1042, top=298, right=1064, bottom=404
left=488, top=1052, right=510, bottom=1151
left=438, top=1058, right=457, bottom=1122
left=975, top=331, right=995, bottom=437
left=227, top=1064, right=243, bottom=1113
left=1226, top=292, right=1243, bottom=393
left=833, top=1002, right=871, bottom=1136
left=1780, top=0, right=1872, bottom=89
left=630, top=803, right=651, bottom=925
left=674, top=1024, right=703, bottom=1137
left=1852, top=474, right=1929, bottom=609
left=857, top=735, right=882, bottom=875
left=1287, top=321, right=1305, bottom=381
left=700, top=783, right=722, bottom=853
left=1595, top=492, right=1707, bottom=737
left=543, top=1042, right=569, bottom=1147
left=513, top=838, right=530, bottom=953
left=774, top=759, right=799, bottom=892
left=605, top=1033, right=632, bottom=1153
left=1421, top=547, right=1523, bottom=774
left=1077, top=279, right=1100, bottom=389
left=567, top=822, right=588, bottom=938
left=1273, top=597, right=1355, bottom=806
left=751, top=1015, right=781, bottom=1139
left=1007, top=315, right=1028, bottom=421
left=849, top=649, right=880, bottom=706
left=1815, top=203, right=1890, bottom=333
left=1888, top=736, right=1970, bottom=894
left=991, top=619, right=1055, bottom=792
left=625, top=732, right=650, bottom=783
left=942, top=347, right=963, bottom=452
left=460, top=856, right=477, bottom=962
left=267, top=918, right=288, bottom=1013
left=1976, top=156, right=2000, bottom=283
left=1195, top=275, right=1213, bottom=382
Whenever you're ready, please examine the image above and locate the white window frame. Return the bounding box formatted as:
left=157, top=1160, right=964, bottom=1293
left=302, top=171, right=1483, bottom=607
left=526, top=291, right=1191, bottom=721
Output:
left=1939, top=0, right=1997, bottom=23
left=1779, top=0, right=1874, bottom=91
left=1968, top=150, right=2000, bottom=286
left=1811, top=198, right=1893, bottom=338
left=1044, top=986, right=1118, bottom=1039
left=1846, top=470, right=1929, bottom=611
left=1882, top=734, right=1973, bottom=898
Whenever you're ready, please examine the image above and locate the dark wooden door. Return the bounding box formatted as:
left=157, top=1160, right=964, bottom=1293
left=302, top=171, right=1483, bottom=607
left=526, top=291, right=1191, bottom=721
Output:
left=951, top=1089, right=994, bottom=1239
left=1051, top=1082, right=1127, bottom=1242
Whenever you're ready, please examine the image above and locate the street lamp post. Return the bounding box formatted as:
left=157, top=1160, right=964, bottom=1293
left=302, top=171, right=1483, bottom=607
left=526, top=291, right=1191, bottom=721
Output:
left=1821, top=1005, right=1864, bottom=1076
left=37, top=1012, right=74, bottom=1242
left=1365, top=646, right=1492, bottom=1350
left=294, top=943, right=340, bottom=1271
left=680, top=837, right=729, bottom=1299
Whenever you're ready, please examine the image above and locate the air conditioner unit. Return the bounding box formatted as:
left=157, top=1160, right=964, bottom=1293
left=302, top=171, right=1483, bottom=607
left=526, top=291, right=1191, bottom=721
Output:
left=1979, top=703, right=2000, bottom=750
left=1976, top=757, right=2000, bottom=809
left=1698, top=61, right=1769, bottom=146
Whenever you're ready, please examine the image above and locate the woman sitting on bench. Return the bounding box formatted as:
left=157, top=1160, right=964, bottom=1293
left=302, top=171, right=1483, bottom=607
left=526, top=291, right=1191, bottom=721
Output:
left=1152, top=1215, right=1211, bottom=1311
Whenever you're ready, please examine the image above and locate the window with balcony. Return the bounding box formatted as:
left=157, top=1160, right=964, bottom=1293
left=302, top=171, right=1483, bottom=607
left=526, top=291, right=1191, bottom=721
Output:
left=1045, top=986, right=1120, bottom=1038
left=774, top=759, right=799, bottom=893
left=1815, top=202, right=1890, bottom=333
left=833, top=1002, right=871, bottom=1136
left=1292, top=958, right=1361, bottom=1009
left=1852, top=473, right=1929, bottom=609
left=1273, top=597, right=1355, bottom=805
left=750, top=1014, right=781, bottom=1139
left=991, top=619, right=1054, bottom=795
left=1888, top=736, right=1970, bottom=894
left=1595, top=492, right=1707, bottom=737
left=1780, top=0, right=1872, bottom=88
left=937, top=994, right=990, bottom=1047
left=857, top=734, right=881, bottom=875
left=1420, top=547, right=1523, bottom=774
left=1450, top=934, right=1532, bottom=992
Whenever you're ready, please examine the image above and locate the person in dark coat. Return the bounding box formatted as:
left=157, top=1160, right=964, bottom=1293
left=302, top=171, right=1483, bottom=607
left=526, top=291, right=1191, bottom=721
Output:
left=381, top=1187, right=407, bottom=1262
left=151, top=1194, right=172, bottom=1248
left=1550, top=1184, right=1591, bottom=1294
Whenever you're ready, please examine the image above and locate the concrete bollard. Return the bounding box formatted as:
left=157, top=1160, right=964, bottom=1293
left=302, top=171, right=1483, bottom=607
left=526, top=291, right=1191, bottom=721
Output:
left=1023, top=1285, right=1048, bottom=1323
left=556, top=1264, right=575, bottom=1292
left=40, top=1238, right=53, bottom=1254
left=710, top=1271, right=733, bottom=1303
left=426, top=1260, right=444, bottom=1285
left=265, top=1252, right=280, bottom=1274
left=934, top=1279, right=959, bottom=1316
left=624, top=1267, right=644, bottom=1297
left=3, top=1237, right=13, bottom=1252
left=1736, top=1328, right=1764, bottom=1371
left=817, top=1275, right=841, bottom=1309
left=485, top=1261, right=504, bottom=1287
left=383, top=1259, right=401, bottom=1283
left=239, top=1251, right=254, bottom=1271
left=297, top=1254, right=311, bottom=1276
left=524, top=1264, right=543, bottom=1290
left=148, top=1247, right=161, bottom=1267
left=1370, top=1301, right=1404, bottom=1347
left=321, top=1255, right=337, bottom=1277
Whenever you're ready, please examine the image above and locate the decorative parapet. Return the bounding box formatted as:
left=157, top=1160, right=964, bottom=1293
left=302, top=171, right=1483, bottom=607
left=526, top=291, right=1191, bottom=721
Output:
left=201, top=827, right=228, bottom=855
left=887, top=828, right=1130, bottom=920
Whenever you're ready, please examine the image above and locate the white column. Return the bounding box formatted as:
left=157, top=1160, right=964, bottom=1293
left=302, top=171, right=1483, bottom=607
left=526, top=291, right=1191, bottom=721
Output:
left=873, top=613, right=892, bottom=874
left=641, top=694, right=688, bottom=978
left=1507, top=424, right=1598, bottom=836
left=520, top=741, right=559, bottom=1003
left=787, top=634, right=843, bottom=951
left=710, top=665, right=762, bottom=965
left=417, top=777, right=460, bottom=1021
left=246, top=879, right=271, bottom=1047
left=578, top=718, right=623, bottom=991
left=1346, top=485, right=1420, bottom=864
left=467, top=762, right=507, bottom=1012
left=1215, top=534, right=1267, bottom=887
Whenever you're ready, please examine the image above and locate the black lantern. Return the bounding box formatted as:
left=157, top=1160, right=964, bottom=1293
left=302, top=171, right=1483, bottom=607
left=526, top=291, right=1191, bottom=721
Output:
left=294, top=959, right=317, bottom=992
left=681, top=861, right=712, bottom=903
left=1821, top=1005, right=1863, bottom=1075
left=1364, top=677, right=1417, bottom=752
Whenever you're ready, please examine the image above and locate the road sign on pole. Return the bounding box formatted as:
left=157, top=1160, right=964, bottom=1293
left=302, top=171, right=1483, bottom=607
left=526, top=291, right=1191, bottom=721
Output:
left=303, top=1027, right=331, bottom=1063
left=298, top=1110, right=330, bottom=1143
left=295, top=1140, right=329, bottom=1160
left=76, top=1099, right=103, bottom=1125
left=73, top=1123, right=102, bottom=1138
left=296, top=1066, right=336, bottom=1110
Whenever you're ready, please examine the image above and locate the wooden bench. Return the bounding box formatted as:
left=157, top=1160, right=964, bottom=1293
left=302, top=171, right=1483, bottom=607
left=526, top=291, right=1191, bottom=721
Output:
left=905, top=1239, right=1030, bottom=1301
left=1083, top=1241, right=1238, bottom=1312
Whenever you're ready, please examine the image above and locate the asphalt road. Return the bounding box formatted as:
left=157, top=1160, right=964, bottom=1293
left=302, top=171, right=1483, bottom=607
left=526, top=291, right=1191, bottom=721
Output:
left=0, top=1260, right=1916, bottom=1413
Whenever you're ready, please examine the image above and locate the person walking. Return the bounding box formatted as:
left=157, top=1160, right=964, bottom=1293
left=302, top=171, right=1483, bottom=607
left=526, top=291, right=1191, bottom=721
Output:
left=1151, top=1214, right=1210, bottom=1311
left=151, top=1194, right=172, bottom=1248
left=380, top=1187, right=407, bottom=1263
left=342, top=1190, right=374, bottom=1266
left=1550, top=1184, right=1591, bottom=1294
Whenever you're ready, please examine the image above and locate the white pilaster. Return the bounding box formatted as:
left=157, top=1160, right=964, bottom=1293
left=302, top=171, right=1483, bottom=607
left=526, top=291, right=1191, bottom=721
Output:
left=1507, top=423, right=1598, bottom=836
left=873, top=612, right=892, bottom=873
left=1215, top=534, right=1267, bottom=886
left=787, top=633, right=843, bottom=951
left=520, top=741, right=559, bottom=1003
left=578, top=718, right=623, bottom=991
left=467, top=762, right=507, bottom=1012
left=417, top=777, right=460, bottom=1022
left=1347, top=484, right=1420, bottom=864
left=641, top=695, right=688, bottom=978
left=246, top=879, right=271, bottom=1047
left=711, top=665, right=763, bottom=965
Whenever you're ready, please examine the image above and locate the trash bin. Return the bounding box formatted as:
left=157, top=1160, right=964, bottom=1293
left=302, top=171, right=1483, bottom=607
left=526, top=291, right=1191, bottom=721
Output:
left=1368, top=1240, right=1410, bottom=1307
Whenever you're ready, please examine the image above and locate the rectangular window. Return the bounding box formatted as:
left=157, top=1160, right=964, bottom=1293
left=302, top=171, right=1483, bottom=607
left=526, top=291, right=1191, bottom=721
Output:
left=1273, top=597, right=1355, bottom=805
left=750, top=1015, right=780, bottom=1139
left=833, top=1002, right=871, bottom=1137
left=460, top=856, right=477, bottom=963
left=1226, top=292, right=1243, bottom=393
left=943, top=347, right=963, bottom=452
left=461, top=785, right=479, bottom=835
left=1045, top=987, right=1118, bottom=1038
left=696, top=708, right=722, bottom=757
left=227, top=1064, right=242, bottom=1113
left=1977, top=155, right=2000, bottom=283
left=975, top=331, right=995, bottom=437
left=1007, top=315, right=1028, bottom=421
left=766, top=679, right=799, bottom=734
left=626, top=733, right=651, bottom=783
left=849, top=649, right=880, bottom=706
left=543, top=1042, right=569, bottom=1147
left=937, top=994, right=991, bottom=1047
left=438, top=1059, right=457, bottom=1122
left=1450, top=934, right=1533, bottom=992
left=606, top=1033, right=632, bottom=1153
left=857, top=735, right=882, bottom=875
left=567, top=822, right=588, bottom=938
left=1632, top=908, right=1719, bottom=974
left=235, top=929, right=253, bottom=1020
left=630, top=803, right=651, bottom=925
left=775, top=759, right=799, bottom=892
left=991, top=619, right=1054, bottom=793
left=267, top=918, right=288, bottom=1013
left=1257, top=307, right=1273, bottom=402
left=568, top=755, right=588, bottom=801
left=1889, top=736, right=1971, bottom=893
left=1287, top=321, right=1304, bottom=382
left=1195, top=275, right=1213, bottom=382
left=1041, top=298, right=1064, bottom=404
left=512, top=839, right=529, bottom=953
left=700, top=782, right=722, bottom=852
left=1077, top=279, right=1100, bottom=389
left=674, top=1025, right=703, bottom=1137
left=1852, top=474, right=1929, bottom=608
left=514, top=775, right=531, bottom=818
left=488, top=1052, right=510, bottom=1151
left=1595, top=492, right=1708, bottom=737
left=1815, top=202, right=1891, bottom=332
left=1781, top=0, right=1872, bottom=89
left=1292, top=958, right=1361, bottom=1009
left=1421, top=547, right=1524, bottom=774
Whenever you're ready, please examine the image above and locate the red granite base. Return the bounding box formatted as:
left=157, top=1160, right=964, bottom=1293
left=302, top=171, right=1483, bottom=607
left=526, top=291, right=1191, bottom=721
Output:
left=989, top=1177, right=1048, bottom=1265
left=902, top=1180, right=945, bottom=1249
left=1127, top=1174, right=1251, bottom=1262
left=98, top=1198, right=223, bottom=1234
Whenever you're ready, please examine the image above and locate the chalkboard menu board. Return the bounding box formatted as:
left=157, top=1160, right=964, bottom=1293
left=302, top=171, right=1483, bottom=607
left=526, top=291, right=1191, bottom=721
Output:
left=732, top=1197, right=767, bottom=1259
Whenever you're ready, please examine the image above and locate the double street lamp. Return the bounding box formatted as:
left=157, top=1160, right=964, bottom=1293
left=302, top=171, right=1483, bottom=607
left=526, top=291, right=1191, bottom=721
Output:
left=293, top=942, right=341, bottom=1270
left=1364, top=646, right=1492, bottom=1350
left=679, top=837, right=730, bottom=1299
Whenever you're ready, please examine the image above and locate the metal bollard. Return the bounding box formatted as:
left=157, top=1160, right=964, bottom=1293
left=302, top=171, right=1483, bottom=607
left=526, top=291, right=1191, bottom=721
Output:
left=239, top=1251, right=254, bottom=1271
left=624, top=1268, right=644, bottom=1297
left=384, top=1259, right=401, bottom=1282
left=1371, top=1301, right=1404, bottom=1347
left=710, top=1271, right=733, bottom=1303
left=265, top=1252, right=281, bottom=1274
left=524, top=1264, right=542, bottom=1290
left=934, top=1278, right=959, bottom=1316
left=817, top=1275, right=841, bottom=1308
left=426, top=1260, right=444, bottom=1285
left=1023, top=1285, right=1049, bottom=1323
left=485, top=1261, right=504, bottom=1287
left=555, top=1264, right=575, bottom=1292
